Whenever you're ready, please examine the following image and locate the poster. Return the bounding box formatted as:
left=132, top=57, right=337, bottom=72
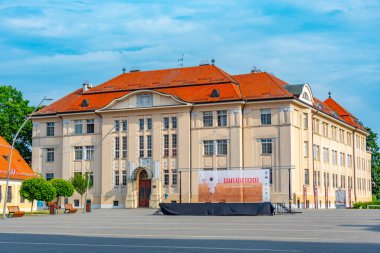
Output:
left=335, top=189, right=346, bottom=209
left=198, top=169, right=270, bottom=203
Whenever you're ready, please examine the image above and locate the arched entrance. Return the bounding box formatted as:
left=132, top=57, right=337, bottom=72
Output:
left=138, top=170, right=151, bottom=207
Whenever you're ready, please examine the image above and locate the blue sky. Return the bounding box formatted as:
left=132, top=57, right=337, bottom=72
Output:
left=0, top=0, right=379, bottom=136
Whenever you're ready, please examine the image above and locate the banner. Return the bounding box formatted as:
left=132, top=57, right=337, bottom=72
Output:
left=314, top=184, right=318, bottom=209
left=348, top=188, right=352, bottom=208
left=335, top=189, right=346, bottom=209
left=198, top=169, right=270, bottom=203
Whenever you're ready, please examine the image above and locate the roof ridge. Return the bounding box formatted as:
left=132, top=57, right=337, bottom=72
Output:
left=265, top=72, right=292, bottom=96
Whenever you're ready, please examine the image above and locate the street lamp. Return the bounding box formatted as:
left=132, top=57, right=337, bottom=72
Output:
left=2, top=96, right=53, bottom=219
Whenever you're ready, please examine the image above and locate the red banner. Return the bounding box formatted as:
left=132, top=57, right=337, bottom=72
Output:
left=314, top=185, right=318, bottom=209
left=348, top=188, right=352, bottom=208
left=325, top=186, right=329, bottom=209
left=303, top=185, right=307, bottom=209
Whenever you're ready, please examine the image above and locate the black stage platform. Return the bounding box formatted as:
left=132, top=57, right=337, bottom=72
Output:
left=159, top=202, right=274, bottom=216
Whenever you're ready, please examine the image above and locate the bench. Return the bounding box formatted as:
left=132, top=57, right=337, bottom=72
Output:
left=7, top=206, right=25, bottom=218
left=64, top=204, right=78, bottom=214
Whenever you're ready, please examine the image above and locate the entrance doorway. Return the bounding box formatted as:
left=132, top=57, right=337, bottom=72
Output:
left=138, top=170, right=151, bottom=207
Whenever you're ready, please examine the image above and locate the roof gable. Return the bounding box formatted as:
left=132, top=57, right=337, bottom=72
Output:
left=0, top=136, right=37, bottom=180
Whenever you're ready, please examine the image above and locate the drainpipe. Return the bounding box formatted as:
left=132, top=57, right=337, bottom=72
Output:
left=311, top=110, right=319, bottom=209
left=241, top=100, right=247, bottom=170
left=353, top=128, right=358, bottom=203
left=189, top=104, right=194, bottom=203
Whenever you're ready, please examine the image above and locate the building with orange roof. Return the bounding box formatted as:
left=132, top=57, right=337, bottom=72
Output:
left=0, top=136, right=37, bottom=213
left=31, top=64, right=371, bottom=209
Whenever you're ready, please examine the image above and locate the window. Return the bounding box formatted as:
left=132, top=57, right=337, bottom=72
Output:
left=332, top=126, right=337, bottom=140
left=122, top=137, right=127, bottom=159
left=114, top=137, right=120, bottom=159
left=46, top=122, right=55, bottom=136
left=216, top=140, right=228, bottom=155
left=332, top=150, right=337, bottom=165
left=313, top=119, right=320, bottom=134
left=318, top=171, right=321, bottom=186
left=302, top=92, right=310, bottom=101
left=347, top=155, right=352, bottom=167
left=261, top=139, right=272, bottom=155
left=137, top=94, right=153, bottom=107
left=303, top=113, right=308, bottom=130
left=114, top=120, right=120, bottom=131
left=217, top=110, right=227, bottom=126
left=139, top=136, right=144, bottom=157
left=86, top=146, right=94, bottom=160
left=147, top=118, right=152, bottom=130
left=322, top=122, right=328, bottom=137
left=323, top=148, right=329, bottom=163
left=74, top=199, right=80, bottom=207
left=203, top=112, right=213, bottom=127
left=304, top=169, right=309, bottom=185
left=313, top=145, right=320, bottom=160
left=340, top=129, right=345, bottom=143
left=139, top=119, right=144, bottom=131
left=7, top=186, right=12, bottom=203
left=20, top=195, right=25, bottom=203
left=86, top=119, right=94, bottom=134
left=0, top=186, right=2, bottom=203
left=113, top=201, right=119, bottom=207
left=122, top=171, right=127, bottom=186
left=327, top=173, right=330, bottom=187
left=260, top=109, right=271, bottom=125
left=46, top=148, right=55, bottom=162
left=340, top=152, right=345, bottom=166
left=164, top=169, right=169, bottom=185
left=172, top=134, right=177, bottom=157
left=74, top=120, right=83, bottom=134
left=172, top=169, right=178, bottom=185
left=85, top=172, right=94, bottom=185
left=114, top=171, right=120, bottom=186
left=75, top=146, right=83, bottom=160
left=46, top=173, right=54, bottom=181
left=122, top=120, right=128, bottom=131
left=347, top=133, right=352, bottom=146
left=203, top=140, right=214, bottom=156
left=147, top=135, right=152, bottom=157
left=172, top=117, right=177, bottom=129
left=164, top=134, right=169, bottom=157
left=163, top=117, right=169, bottom=129
left=303, top=142, right=308, bottom=157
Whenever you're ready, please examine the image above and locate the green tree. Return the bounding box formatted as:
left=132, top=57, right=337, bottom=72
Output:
left=50, top=178, right=74, bottom=209
left=19, top=177, right=56, bottom=214
left=366, top=127, right=380, bottom=199
left=69, top=173, right=93, bottom=209
left=0, top=85, right=34, bottom=163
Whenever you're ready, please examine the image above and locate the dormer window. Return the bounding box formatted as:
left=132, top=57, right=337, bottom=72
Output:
left=137, top=94, right=153, bottom=107
left=3, top=155, right=8, bottom=161
left=332, top=112, right=339, bottom=118
left=316, top=103, right=323, bottom=110
left=211, top=89, right=220, bottom=98
left=81, top=99, right=89, bottom=107
left=302, top=92, right=310, bottom=101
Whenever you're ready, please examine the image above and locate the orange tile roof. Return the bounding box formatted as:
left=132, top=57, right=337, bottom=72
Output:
left=33, top=65, right=364, bottom=131
left=87, top=65, right=236, bottom=93
left=233, top=72, right=293, bottom=100
left=0, top=136, right=37, bottom=180
left=324, top=97, right=366, bottom=131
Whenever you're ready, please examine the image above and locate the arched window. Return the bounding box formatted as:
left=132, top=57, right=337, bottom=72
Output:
left=302, top=92, right=310, bottom=101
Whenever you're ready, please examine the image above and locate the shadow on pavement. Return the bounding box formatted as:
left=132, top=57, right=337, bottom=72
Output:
left=0, top=233, right=379, bottom=253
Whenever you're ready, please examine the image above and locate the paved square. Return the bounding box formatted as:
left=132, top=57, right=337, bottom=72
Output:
left=0, top=209, right=379, bottom=252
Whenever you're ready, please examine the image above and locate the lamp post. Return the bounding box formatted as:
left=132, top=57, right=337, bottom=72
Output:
left=2, top=96, right=53, bottom=219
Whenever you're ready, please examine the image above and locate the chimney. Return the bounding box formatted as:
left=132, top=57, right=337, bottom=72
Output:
left=82, top=80, right=92, bottom=92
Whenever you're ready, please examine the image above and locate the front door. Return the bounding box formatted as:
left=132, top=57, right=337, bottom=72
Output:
left=139, top=179, right=151, bottom=207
